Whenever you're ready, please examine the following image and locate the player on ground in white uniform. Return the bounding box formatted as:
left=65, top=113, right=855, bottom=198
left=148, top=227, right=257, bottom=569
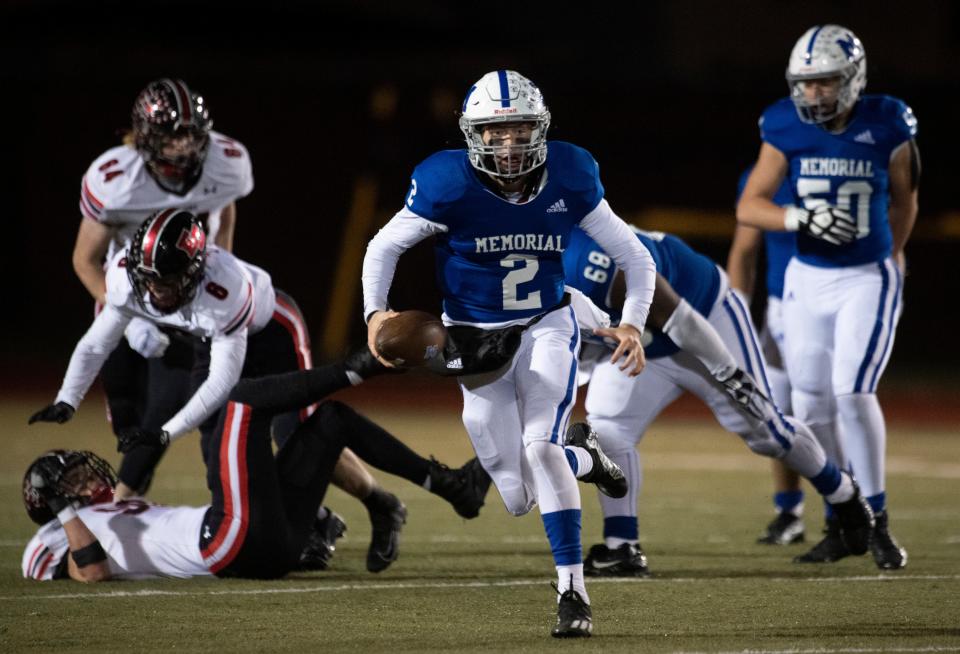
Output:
left=727, top=173, right=805, bottom=545
left=564, top=226, right=873, bottom=575
left=363, top=70, right=656, bottom=638
left=73, top=78, right=253, bottom=499
left=32, top=209, right=492, bottom=572
left=23, top=361, right=479, bottom=580
left=737, top=25, right=918, bottom=569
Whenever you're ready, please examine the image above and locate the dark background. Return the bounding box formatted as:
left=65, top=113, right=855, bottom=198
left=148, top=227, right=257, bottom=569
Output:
left=3, top=1, right=959, bottom=386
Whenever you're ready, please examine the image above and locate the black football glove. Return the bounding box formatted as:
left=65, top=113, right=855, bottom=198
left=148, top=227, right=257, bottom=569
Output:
left=789, top=205, right=858, bottom=245
left=117, top=427, right=170, bottom=454
left=28, top=455, right=73, bottom=515
left=718, top=369, right=771, bottom=421
left=28, top=401, right=75, bottom=425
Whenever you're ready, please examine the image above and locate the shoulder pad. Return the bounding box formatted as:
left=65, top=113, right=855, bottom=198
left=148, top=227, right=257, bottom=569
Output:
left=197, top=248, right=257, bottom=335
left=104, top=250, right=135, bottom=307
left=203, top=131, right=254, bottom=199
left=547, top=141, right=602, bottom=192
left=80, top=146, right=141, bottom=221
left=407, top=150, right=470, bottom=220
left=759, top=98, right=797, bottom=144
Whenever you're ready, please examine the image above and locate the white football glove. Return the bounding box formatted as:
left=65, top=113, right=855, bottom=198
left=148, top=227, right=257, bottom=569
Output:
left=784, top=205, right=858, bottom=245
left=124, top=317, right=170, bottom=358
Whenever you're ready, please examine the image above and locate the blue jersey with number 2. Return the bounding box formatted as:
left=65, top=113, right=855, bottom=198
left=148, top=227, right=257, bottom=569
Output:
left=760, top=94, right=916, bottom=267
left=405, top=141, right=603, bottom=323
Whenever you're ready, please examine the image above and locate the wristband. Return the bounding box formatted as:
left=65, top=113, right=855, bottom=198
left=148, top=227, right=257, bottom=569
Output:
left=783, top=206, right=805, bottom=232
left=71, top=540, right=108, bottom=567
left=56, top=505, right=78, bottom=525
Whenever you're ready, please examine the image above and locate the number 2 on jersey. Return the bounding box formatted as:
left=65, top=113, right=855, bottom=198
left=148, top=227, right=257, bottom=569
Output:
left=796, top=177, right=873, bottom=238
left=501, top=254, right=542, bottom=310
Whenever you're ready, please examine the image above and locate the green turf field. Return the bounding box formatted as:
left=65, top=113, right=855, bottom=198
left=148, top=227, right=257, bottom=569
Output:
left=2, top=393, right=958, bottom=653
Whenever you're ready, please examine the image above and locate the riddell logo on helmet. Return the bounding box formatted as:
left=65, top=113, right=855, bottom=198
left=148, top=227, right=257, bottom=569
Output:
left=494, top=108, right=519, bottom=114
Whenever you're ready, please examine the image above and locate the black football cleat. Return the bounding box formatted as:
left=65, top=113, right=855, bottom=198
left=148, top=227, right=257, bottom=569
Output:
left=757, top=512, right=806, bottom=545
left=564, top=422, right=627, bottom=499
left=366, top=493, right=407, bottom=573
left=298, top=509, right=347, bottom=571
left=830, top=480, right=875, bottom=556
left=584, top=542, right=650, bottom=577
left=428, top=456, right=492, bottom=519
left=551, top=586, right=593, bottom=638
left=793, top=517, right=851, bottom=563
left=870, top=510, right=907, bottom=570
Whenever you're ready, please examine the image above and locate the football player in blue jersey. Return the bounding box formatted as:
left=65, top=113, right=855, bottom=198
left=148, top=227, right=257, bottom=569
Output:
left=727, top=173, right=804, bottom=545
left=362, top=70, right=657, bottom=637
left=563, top=226, right=873, bottom=576
left=737, top=25, right=919, bottom=569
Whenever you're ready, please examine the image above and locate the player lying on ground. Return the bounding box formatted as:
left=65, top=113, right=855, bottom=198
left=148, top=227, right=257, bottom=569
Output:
left=562, top=226, right=875, bottom=576
left=23, top=360, right=491, bottom=580
left=30, top=210, right=490, bottom=570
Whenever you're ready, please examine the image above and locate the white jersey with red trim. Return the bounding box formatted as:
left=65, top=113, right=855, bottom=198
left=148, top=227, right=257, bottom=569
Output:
left=56, top=245, right=276, bottom=438
left=22, top=500, right=211, bottom=580
left=79, top=130, right=253, bottom=259
left=105, top=245, right=275, bottom=338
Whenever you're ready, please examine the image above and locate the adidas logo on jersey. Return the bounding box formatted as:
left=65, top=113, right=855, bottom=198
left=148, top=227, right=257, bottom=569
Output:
left=854, top=129, right=876, bottom=145
left=546, top=199, right=568, bottom=213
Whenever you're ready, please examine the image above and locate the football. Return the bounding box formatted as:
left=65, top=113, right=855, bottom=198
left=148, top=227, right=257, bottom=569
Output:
left=375, top=310, right=447, bottom=367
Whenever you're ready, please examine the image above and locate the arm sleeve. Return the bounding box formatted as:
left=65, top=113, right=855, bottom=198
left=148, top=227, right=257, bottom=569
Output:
left=162, top=331, right=247, bottom=440
left=579, top=199, right=656, bottom=331
left=361, top=207, right=448, bottom=320
left=228, top=364, right=352, bottom=413
left=662, top=299, right=738, bottom=379
left=55, top=305, right=131, bottom=408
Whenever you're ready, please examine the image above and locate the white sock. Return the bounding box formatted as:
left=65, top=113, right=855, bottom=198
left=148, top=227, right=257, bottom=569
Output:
left=825, top=471, right=855, bottom=505
left=837, top=393, right=887, bottom=498
left=605, top=536, right=636, bottom=549
left=565, top=445, right=593, bottom=478
left=556, top=564, right=589, bottom=603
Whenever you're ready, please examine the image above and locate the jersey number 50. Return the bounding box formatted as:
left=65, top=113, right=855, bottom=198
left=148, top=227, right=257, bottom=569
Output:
left=797, top=177, right=873, bottom=238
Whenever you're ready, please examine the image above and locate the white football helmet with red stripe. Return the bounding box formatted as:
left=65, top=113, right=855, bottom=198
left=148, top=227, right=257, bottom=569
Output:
left=132, top=78, right=213, bottom=195
left=458, top=70, right=550, bottom=179
left=786, top=25, right=867, bottom=124
left=127, top=209, right=207, bottom=314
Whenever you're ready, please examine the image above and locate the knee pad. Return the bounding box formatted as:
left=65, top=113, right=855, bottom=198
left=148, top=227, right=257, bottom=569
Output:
left=588, top=416, right=642, bottom=454
left=791, top=388, right=835, bottom=428
left=741, top=431, right=786, bottom=459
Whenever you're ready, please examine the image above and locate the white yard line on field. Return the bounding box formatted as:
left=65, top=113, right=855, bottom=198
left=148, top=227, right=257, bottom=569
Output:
left=4, top=573, right=958, bottom=602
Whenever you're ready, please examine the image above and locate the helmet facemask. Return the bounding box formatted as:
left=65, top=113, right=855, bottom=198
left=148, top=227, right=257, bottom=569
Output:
left=132, top=79, right=213, bottom=195
left=787, top=67, right=860, bottom=125
left=23, top=450, right=118, bottom=525
left=460, top=116, right=550, bottom=180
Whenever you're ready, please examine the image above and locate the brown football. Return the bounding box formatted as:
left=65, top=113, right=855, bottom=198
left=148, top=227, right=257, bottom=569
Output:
left=375, top=310, right=447, bottom=366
